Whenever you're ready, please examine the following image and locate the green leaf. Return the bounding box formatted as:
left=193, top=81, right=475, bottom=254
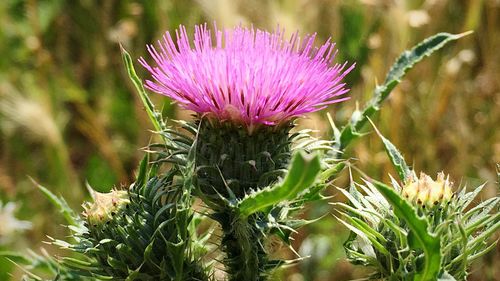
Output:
left=238, top=152, right=321, bottom=217
left=369, top=119, right=414, bottom=181
left=458, top=183, right=486, bottom=212
left=336, top=216, right=389, bottom=256
left=466, top=219, right=500, bottom=254
left=120, top=46, right=165, bottom=133
left=370, top=180, right=441, bottom=281
left=0, top=251, right=32, bottom=265
left=30, top=177, right=80, bottom=226
left=320, top=162, right=346, bottom=182
left=466, top=240, right=498, bottom=263
left=134, top=154, right=150, bottom=190
left=166, top=240, right=185, bottom=280
left=335, top=32, right=471, bottom=153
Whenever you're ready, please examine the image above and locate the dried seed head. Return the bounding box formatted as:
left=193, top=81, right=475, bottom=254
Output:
left=402, top=172, right=453, bottom=208
left=83, top=190, right=130, bottom=226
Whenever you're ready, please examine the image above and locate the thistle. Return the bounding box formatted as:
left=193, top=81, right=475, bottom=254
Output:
left=141, top=24, right=353, bottom=280
left=402, top=172, right=454, bottom=210
left=336, top=128, right=500, bottom=281
left=83, top=189, right=129, bottom=226
left=141, top=24, right=353, bottom=200
left=11, top=28, right=477, bottom=281
left=49, top=161, right=208, bottom=281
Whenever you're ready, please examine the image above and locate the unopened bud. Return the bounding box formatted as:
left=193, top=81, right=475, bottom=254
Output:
left=402, top=172, right=453, bottom=209
left=83, top=190, right=129, bottom=226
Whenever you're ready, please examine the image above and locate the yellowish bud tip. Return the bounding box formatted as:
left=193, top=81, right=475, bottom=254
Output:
left=83, top=189, right=130, bottom=226
left=402, top=172, right=453, bottom=208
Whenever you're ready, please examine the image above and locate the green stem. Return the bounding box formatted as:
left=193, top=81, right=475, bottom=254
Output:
left=218, top=211, right=268, bottom=281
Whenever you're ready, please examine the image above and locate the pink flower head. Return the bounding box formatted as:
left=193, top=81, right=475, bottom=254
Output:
left=140, top=23, right=354, bottom=128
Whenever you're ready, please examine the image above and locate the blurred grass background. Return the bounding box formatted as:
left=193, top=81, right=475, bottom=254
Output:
left=0, top=0, right=498, bottom=280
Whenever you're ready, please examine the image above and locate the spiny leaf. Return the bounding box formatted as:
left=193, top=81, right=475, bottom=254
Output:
left=466, top=240, right=498, bottom=263
left=6, top=258, right=44, bottom=281
left=336, top=216, right=389, bottom=256
left=459, top=183, right=486, bottom=212
left=465, top=200, right=499, bottom=232
left=30, top=177, right=80, bottom=226
left=370, top=180, right=441, bottom=281
left=134, top=154, right=149, bottom=189
left=238, top=152, right=321, bottom=217
left=120, top=46, right=165, bottom=134
left=466, top=219, right=500, bottom=253
left=335, top=32, right=471, bottom=153
left=369, top=119, right=414, bottom=181
left=320, top=162, right=346, bottom=182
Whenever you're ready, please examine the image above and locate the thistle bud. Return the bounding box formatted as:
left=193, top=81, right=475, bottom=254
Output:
left=83, top=189, right=129, bottom=226
left=402, top=172, right=453, bottom=209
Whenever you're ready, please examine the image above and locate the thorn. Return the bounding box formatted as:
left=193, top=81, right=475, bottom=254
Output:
left=455, top=30, right=474, bottom=38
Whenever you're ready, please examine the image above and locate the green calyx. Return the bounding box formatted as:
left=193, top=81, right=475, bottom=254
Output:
left=195, top=118, right=293, bottom=201
left=71, top=169, right=208, bottom=281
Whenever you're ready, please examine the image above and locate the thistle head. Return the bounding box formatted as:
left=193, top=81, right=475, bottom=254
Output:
left=140, top=23, right=354, bottom=132
left=66, top=174, right=209, bottom=280
left=140, top=24, right=353, bottom=201
left=82, top=189, right=129, bottom=226
left=402, top=172, right=453, bottom=209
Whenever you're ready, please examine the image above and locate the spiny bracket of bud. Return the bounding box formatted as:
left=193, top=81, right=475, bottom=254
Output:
left=83, top=189, right=129, bottom=226
left=402, top=172, right=453, bottom=209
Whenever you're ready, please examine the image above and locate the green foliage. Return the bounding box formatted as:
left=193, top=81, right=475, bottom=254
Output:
left=337, top=176, right=499, bottom=280
left=371, top=180, right=441, bottom=281
left=0, top=250, right=92, bottom=281
left=238, top=152, right=321, bottom=217
left=337, top=127, right=500, bottom=280
left=30, top=178, right=81, bottom=226
left=369, top=120, right=414, bottom=182
left=121, top=47, right=166, bottom=134
left=56, top=165, right=207, bottom=281
left=335, top=32, right=472, bottom=153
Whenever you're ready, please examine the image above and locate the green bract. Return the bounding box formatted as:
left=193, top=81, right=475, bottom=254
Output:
left=195, top=118, right=293, bottom=202
left=54, top=162, right=208, bottom=281
left=335, top=127, right=499, bottom=281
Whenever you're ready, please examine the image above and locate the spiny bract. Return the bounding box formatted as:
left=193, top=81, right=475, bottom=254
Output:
left=337, top=174, right=499, bottom=280
left=56, top=168, right=207, bottom=281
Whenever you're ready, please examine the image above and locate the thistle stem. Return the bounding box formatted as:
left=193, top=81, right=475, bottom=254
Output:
left=218, top=211, right=268, bottom=281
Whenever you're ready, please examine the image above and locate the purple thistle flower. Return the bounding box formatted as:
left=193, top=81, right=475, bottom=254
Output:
left=140, top=23, right=354, bottom=129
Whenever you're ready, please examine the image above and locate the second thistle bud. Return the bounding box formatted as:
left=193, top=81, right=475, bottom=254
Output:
left=402, top=172, right=453, bottom=209
left=82, top=189, right=129, bottom=226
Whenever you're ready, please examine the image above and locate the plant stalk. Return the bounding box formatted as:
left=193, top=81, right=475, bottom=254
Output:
left=218, top=211, right=268, bottom=281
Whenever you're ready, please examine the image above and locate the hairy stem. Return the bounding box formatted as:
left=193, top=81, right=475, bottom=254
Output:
left=218, top=211, right=268, bottom=281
